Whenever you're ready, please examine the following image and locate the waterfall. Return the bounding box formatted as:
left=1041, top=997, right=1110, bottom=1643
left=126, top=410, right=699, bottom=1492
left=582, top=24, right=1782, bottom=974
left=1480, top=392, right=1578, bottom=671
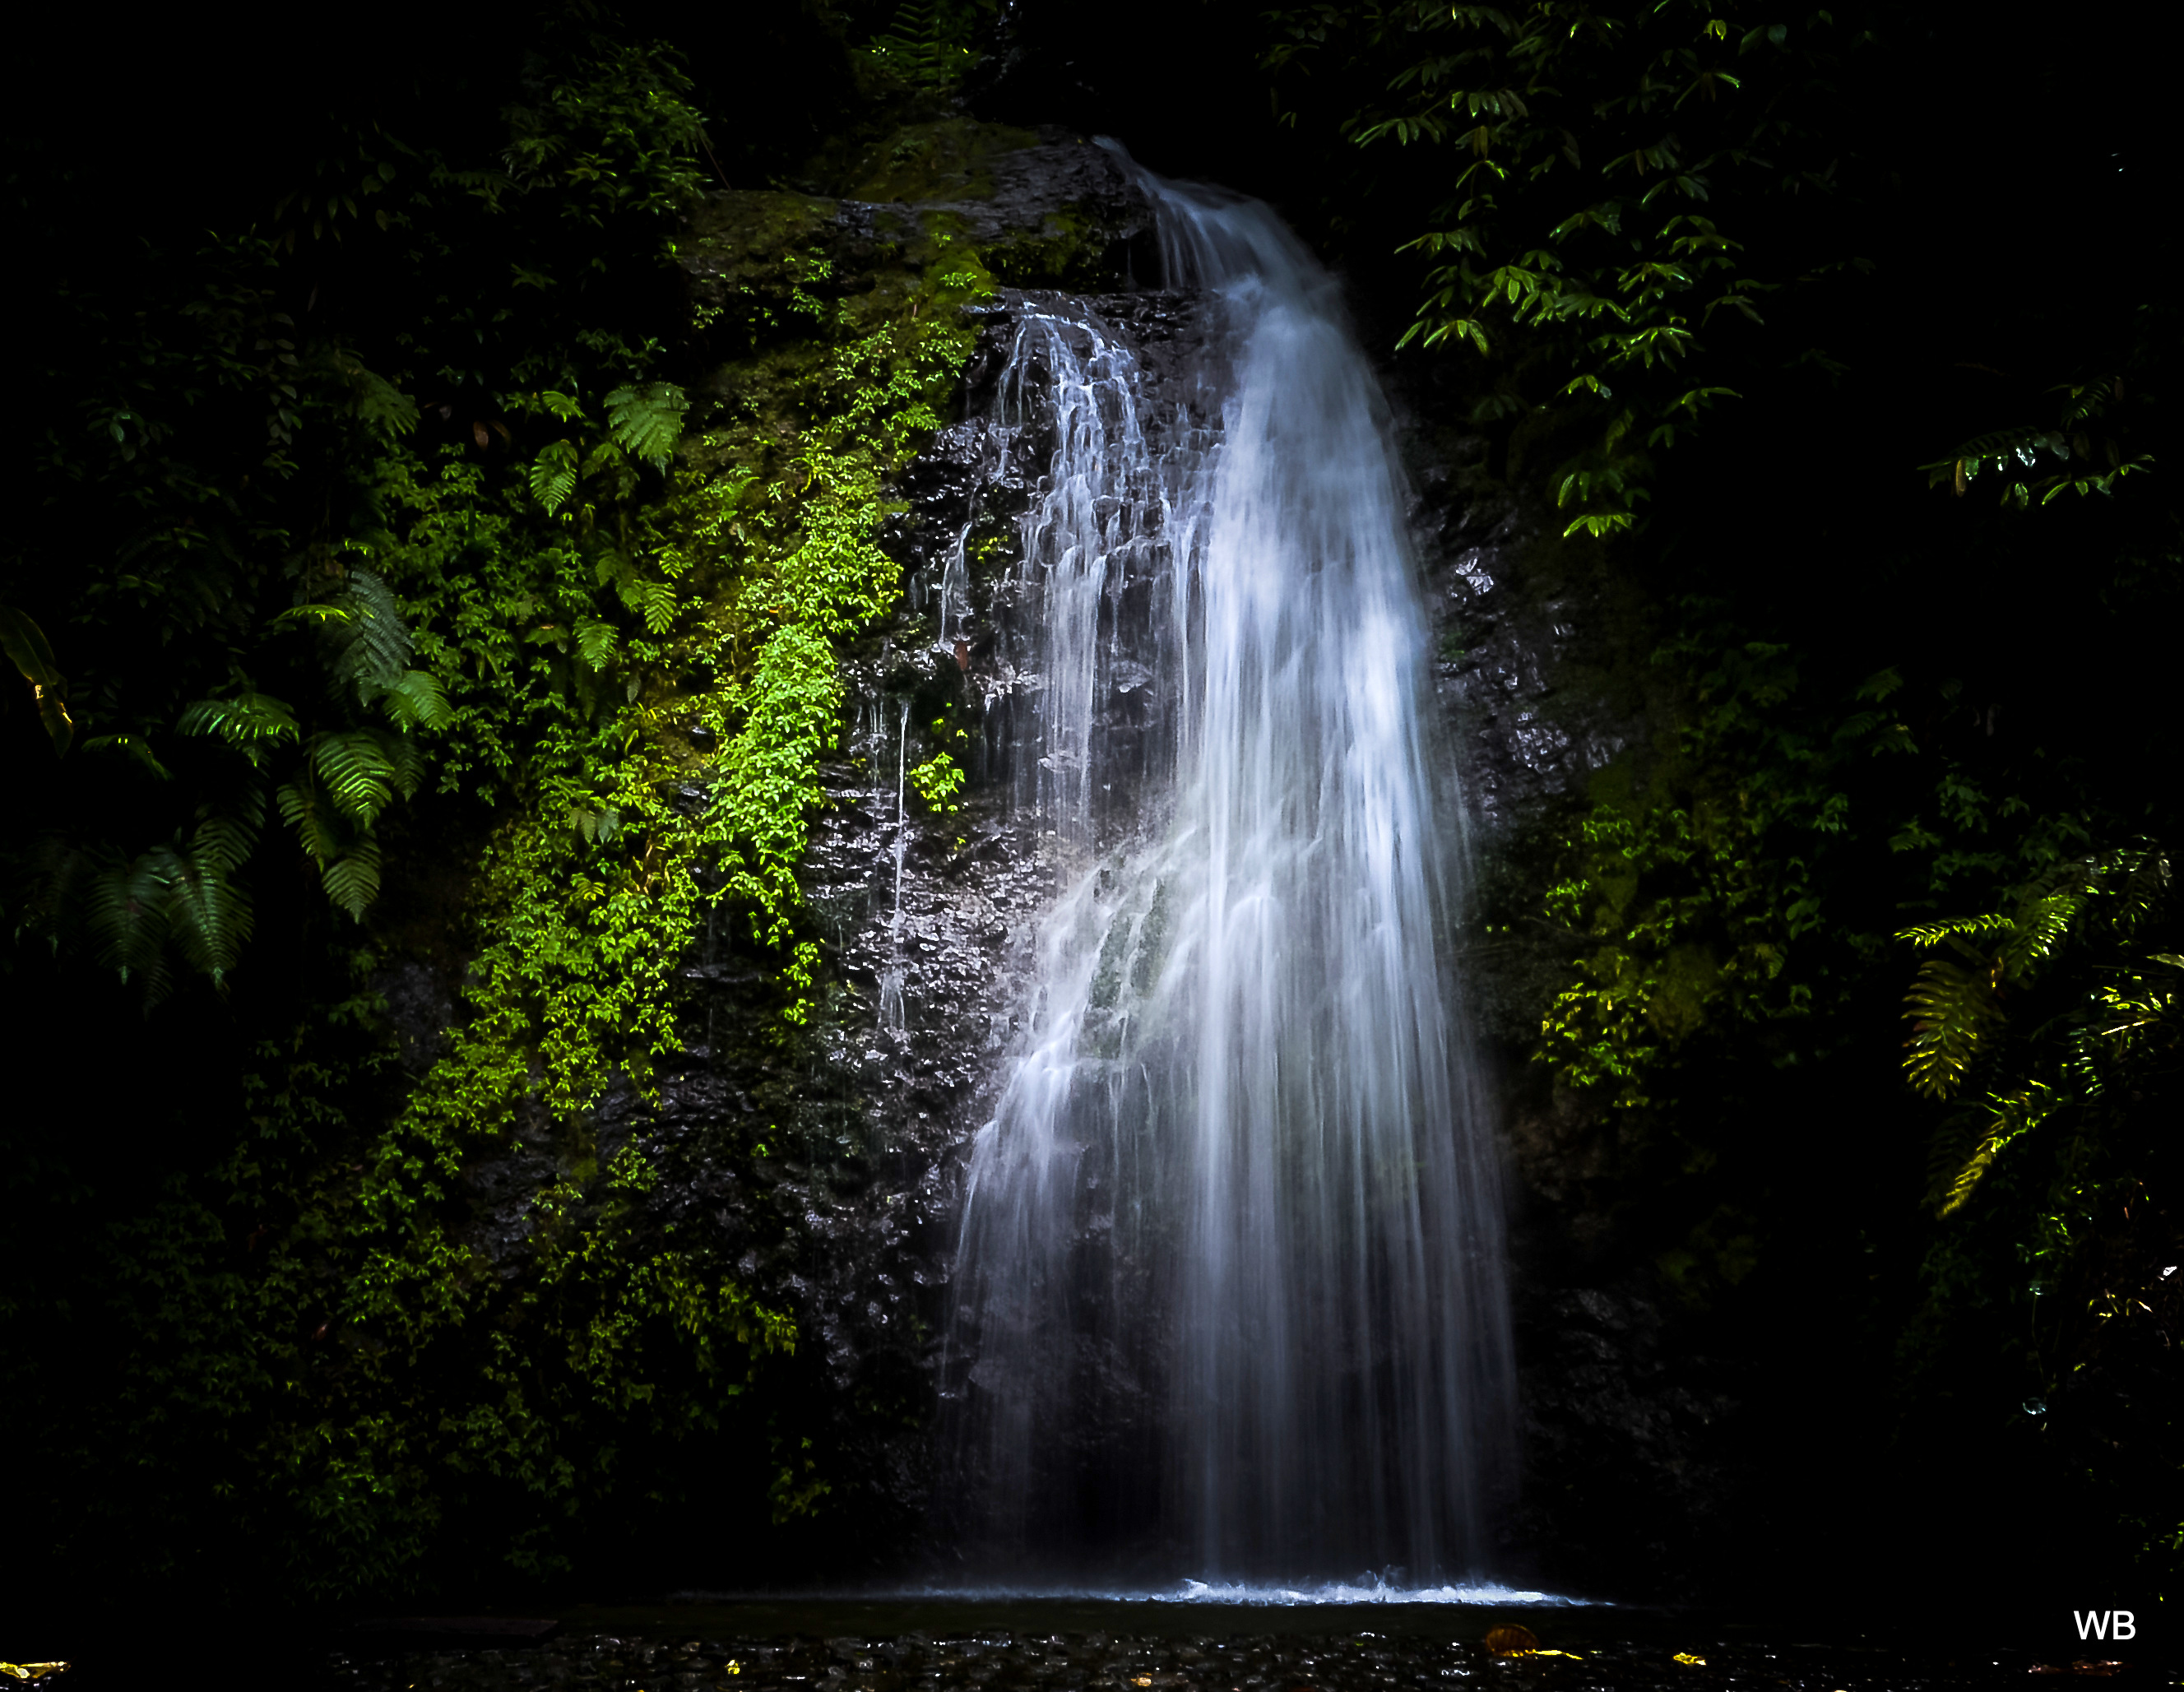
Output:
left=942, top=147, right=1514, bottom=1585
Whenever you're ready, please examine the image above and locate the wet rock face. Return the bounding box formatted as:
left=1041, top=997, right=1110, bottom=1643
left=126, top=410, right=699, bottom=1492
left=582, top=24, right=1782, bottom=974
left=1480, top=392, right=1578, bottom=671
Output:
left=1402, top=420, right=1655, bottom=843
left=507, top=264, right=1220, bottom=1558
left=1394, top=377, right=1748, bottom=1601
left=744, top=285, right=1220, bottom=1543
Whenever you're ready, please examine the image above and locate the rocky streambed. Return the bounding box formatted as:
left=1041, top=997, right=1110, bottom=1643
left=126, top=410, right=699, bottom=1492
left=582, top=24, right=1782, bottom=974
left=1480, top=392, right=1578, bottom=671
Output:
left=323, top=1615, right=2133, bottom=1692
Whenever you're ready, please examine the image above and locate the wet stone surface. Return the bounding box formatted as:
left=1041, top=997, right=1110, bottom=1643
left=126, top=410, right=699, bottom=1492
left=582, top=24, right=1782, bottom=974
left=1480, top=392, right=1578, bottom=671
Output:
left=323, top=1628, right=2089, bottom=1692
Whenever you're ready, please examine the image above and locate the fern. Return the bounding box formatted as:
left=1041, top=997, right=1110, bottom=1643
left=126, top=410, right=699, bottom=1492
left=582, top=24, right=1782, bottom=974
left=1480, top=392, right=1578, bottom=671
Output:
left=531, top=438, right=581, bottom=514
left=1932, top=1084, right=2057, bottom=1216
left=168, top=848, right=255, bottom=982
left=277, top=771, right=346, bottom=867
left=639, top=577, right=678, bottom=636
left=386, top=732, right=425, bottom=800
left=2113, top=849, right=2172, bottom=937
left=1996, top=890, right=2084, bottom=977
left=1897, top=912, right=2013, bottom=948
left=868, top=0, right=976, bottom=90
left=380, top=668, right=453, bottom=731
left=1899, top=842, right=2173, bottom=1219
left=603, top=381, right=688, bottom=470
left=332, top=353, right=420, bottom=442
left=179, top=692, right=300, bottom=764
left=573, top=616, right=619, bottom=670
left=192, top=786, right=265, bottom=876
left=1901, top=954, right=2004, bottom=1099
left=82, top=851, right=179, bottom=999
left=334, top=568, right=415, bottom=700
left=308, top=729, right=401, bottom=827
left=318, top=839, right=383, bottom=921
left=1895, top=873, right=2102, bottom=1096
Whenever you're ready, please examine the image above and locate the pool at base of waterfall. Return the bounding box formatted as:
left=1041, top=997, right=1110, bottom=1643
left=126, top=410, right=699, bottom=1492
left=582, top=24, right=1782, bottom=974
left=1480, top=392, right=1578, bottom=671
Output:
left=322, top=1599, right=2163, bottom=1690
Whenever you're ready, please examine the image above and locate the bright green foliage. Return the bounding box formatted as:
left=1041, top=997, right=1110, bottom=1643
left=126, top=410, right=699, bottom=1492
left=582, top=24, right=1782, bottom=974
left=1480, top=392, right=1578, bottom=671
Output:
left=605, top=382, right=691, bottom=470
left=909, top=749, right=965, bottom=811
left=668, top=204, right=995, bottom=1012
left=1899, top=942, right=2007, bottom=1102
left=1268, top=0, right=1858, bottom=533
left=909, top=717, right=967, bottom=812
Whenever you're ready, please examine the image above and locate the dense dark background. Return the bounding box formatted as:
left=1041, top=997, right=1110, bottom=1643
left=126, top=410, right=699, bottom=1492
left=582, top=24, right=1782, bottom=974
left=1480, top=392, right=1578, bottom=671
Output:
left=8, top=0, right=2177, bottom=1660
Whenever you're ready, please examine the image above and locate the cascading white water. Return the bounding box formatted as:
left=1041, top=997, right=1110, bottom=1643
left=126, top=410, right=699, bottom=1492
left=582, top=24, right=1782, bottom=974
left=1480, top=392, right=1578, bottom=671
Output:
left=943, top=148, right=1514, bottom=1583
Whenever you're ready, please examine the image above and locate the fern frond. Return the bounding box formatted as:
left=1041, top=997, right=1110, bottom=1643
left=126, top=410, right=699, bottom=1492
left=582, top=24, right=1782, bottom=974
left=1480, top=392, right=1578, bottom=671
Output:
left=1996, top=890, right=2082, bottom=979
left=277, top=772, right=347, bottom=865
left=603, top=381, right=688, bottom=470
left=868, top=0, right=974, bottom=90
left=381, top=667, right=452, bottom=731
left=1923, top=1105, right=1987, bottom=1210
left=385, top=731, right=425, bottom=800
left=1902, top=955, right=2004, bottom=1099
left=319, top=838, right=383, bottom=921
left=531, top=438, right=581, bottom=514
left=169, top=850, right=254, bottom=983
left=2112, top=846, right=2171, bottom=936
left=191, top=798, right=262, bottom=878
left=1895, top=913, right=2012, bottom=948
left=1936, top=1083, right=2056, bottom=1216
left=573, top=616, right=619, bottom=670
left=308, top=730, right=399, bottom=827
left=333, top=568, right=415, bottom=699
left=640, top=577, right=678, bottom=635
left=84, top=848, right=183, bottom=1002
left=177, top=692, right=299, bottom=764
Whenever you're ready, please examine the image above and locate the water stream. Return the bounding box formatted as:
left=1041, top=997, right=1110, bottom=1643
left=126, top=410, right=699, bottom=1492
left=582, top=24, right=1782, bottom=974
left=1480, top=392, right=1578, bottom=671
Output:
left=942, top=148, right=1514, bottom=1586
